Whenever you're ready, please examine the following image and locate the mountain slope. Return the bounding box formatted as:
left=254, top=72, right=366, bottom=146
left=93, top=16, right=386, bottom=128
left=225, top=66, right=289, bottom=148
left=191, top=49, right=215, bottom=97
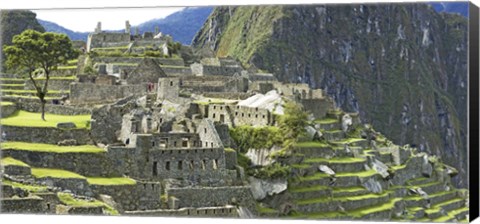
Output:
left=192, top=4, right=468, bottom=187
left=136, top=7, right=213, bottom=45
left=38, top=19, right=89, bottom=41
left=38, top=7, right=213, bottom=45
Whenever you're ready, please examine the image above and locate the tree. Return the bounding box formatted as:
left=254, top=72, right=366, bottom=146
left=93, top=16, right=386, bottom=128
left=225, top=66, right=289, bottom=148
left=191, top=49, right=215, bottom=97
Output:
left=3, top=29, right=78, bottom=120
left=278, top=101, right=308, bottom=150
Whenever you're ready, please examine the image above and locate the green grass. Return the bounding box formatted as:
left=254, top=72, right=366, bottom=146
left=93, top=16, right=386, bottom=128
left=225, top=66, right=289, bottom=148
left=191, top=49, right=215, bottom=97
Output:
left=332, top=186, right=366, bottom=193
left=290, top=185, right=329, bottom=193
left=66, top=59, right=78, bottom=65
left=2, top=180, right=48, bottom=192
left=0, top=78, right=24, bottom=81
left=1, top=142, right=105, bottom=154
left=1, top=89, right=63, bottom=94
left=1, top=157, right=30, bottom=167
left=2, top=94, right=60, bottom=100
left=0, top=101, right=15, bottom=106
left=331, top=138, right=366, bottom=145
left=305, top=157, right=365, bottom=164
left=31, top=168, right=86, bottom=179
left=34, top=76, right=76, bottom=80
left=391, top=164, right=406, bottom=171
left=0, top=84, right=24, bottom=87
left=297, top=192, right=389, bottom=205
left=257, top=204, right=277, bottom=214
left=1, top=110, right=91, bottom=128
left=224, top=147, right=236, bottom=152
left=57, top=192, right=119, bottom=215
left=299, top=169, right=378, bottom=181
left=87, top=177, right=136, bottom=186
left=314, top=118, right=339, bottom=124
left=348, top=198, right=402, bottom=218
left=294, top=141, right=330, bottom=148
left=57, top=66, right=77, bottom=70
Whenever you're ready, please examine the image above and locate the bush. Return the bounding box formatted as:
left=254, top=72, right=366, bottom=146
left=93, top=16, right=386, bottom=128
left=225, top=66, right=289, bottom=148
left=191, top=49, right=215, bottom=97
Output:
left=247, top=163, right=290, bottom=179
left=230, top=126, right=283, bottom=153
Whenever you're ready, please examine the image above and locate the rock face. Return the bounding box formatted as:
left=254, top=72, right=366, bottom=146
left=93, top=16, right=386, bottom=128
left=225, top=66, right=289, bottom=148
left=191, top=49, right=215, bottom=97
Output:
left=249, top=177, right=287, bottom=200
left=192, top=4, right=468, bottom=187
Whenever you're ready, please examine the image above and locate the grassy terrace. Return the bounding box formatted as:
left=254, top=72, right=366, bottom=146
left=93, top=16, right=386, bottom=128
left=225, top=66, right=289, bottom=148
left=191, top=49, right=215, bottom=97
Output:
left=0, top=76, right=76, bottom=81
left=2, top=95, right=60, bottom=100
left=294, top=141, right=330, bottom=148
left=31, top=168, right=86, bottom=179
left=87, top=177, right=136, bottom=186
left=1, top=142, right=105, bottom=153
left=2, top=180, right=48, bottom=192
left=1, top=101, right=14, bottom=106
left=0, top=157, right=30, bottom=167
left=57, top=66, right=77, bottom=70
left=1, top=89, right=63, bottom=94
left=1, top=110, right=91, bottom=128
left=0, top=84, right=25, bottom=87
left=290, top=185, right=329, bottom=193
left=297, top=192, right=389, bottom=205
left=314, top=118, right=338, bottom=124
left=331, top=138, right=366, bottom=144
left=57, top=192, right=119, bottom=215
left=304, top=157, right=365, bottom=164
left=299, top=169, right=378, bottom=181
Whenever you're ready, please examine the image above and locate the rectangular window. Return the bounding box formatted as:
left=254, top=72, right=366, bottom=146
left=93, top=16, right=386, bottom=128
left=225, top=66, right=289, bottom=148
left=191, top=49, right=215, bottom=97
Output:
left=153, top=162, right=158, bottom=176
left=178, top=161, right=183, bottom=170
left=166, top=161, right=170, bottom=171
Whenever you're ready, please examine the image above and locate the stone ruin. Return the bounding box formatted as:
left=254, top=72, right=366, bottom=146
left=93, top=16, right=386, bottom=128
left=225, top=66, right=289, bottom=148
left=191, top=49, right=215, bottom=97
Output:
left=0, top=23, right=470, bottom=222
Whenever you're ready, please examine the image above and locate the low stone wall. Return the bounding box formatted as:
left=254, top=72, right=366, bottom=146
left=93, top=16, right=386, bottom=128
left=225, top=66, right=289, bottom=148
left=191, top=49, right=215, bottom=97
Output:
left=1, top=126, right=92, bottom=145
left=1, top=103, right=17, bottom=118
left=203, top=92, right=251, bottom=100
left=90, top=181, right=161, bottom=211
left=24, top=79, right=73, bottom=91
left=69, top=83, right=147, bottom=105
left=166, top=186, right=256, bottom=212
left=125, top=206, right=238, bottom=217
left=1, top=197, right=45, bottom=214
left=106, top=64, right=136, bottom=75
left=16, top=101, right=91, bottom=115
left=224, top=150, right=237, bottom=170
left=162, top=66, right=192, bottom=76
left=3, top=165, right=31, bottom=176
left=38, top=177, right=92, bottom=195
left=93, top=57, right=185, bottom=67
left=2, top=149, right=119, bottom=177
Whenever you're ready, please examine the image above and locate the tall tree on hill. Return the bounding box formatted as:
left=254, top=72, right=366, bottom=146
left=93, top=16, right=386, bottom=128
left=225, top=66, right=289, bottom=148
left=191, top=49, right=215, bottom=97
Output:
left=3, top=29, right=78, bottom=120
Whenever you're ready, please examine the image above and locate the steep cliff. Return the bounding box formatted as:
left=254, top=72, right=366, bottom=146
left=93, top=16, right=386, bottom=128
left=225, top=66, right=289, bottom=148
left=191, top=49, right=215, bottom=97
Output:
left=192, top=4, right=468, bottom=187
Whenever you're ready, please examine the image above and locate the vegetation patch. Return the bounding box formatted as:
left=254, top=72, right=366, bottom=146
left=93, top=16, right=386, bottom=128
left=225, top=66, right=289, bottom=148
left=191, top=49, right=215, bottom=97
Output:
left=230, top=125, right=282, bottom=153
left=314, top=118, right=338, bottom=124
left=331, top=138, right=366, bottom=145
left=0, top=101, right=15, bottom=106
left=31, top=168, right=86, bottom=179
left=290, top=185, right=329, bottom=193
left=87, top=177, right=136, bottom=186
left=0, top=157, right=30, bottom=167
left=1, top=110, right=91, bottom=128
left=305, top=157, right=365, bottom=164
left=1, top=142, right=105, bottom=154
left=294, top=141, right=329, bottom=148
left=57, top=192, right=119, bottom=215
left=348, top=198, right=402, bottom=218
left=2, top=179, right=48, bottom=192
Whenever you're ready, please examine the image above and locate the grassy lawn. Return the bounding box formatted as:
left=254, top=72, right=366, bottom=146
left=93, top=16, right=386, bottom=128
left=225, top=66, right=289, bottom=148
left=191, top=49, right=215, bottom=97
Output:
left=1, top=142, right=105, bottom=154
left=57, top=192, right=119, bottom=215
left=1, top=110, right=90, bottom=128
left=294, top=141, right=330, bottom=148
left=2, top=179, right=48, bottom=192
left=297, top=192, right=389, bottom=205
left=57, top=66, right=77, bottom=70
left=305, top=157, right=365, bottom=164
left=1, top=157, right=30, bottom=167
left=0, top=101, right=15, bottom=106
left=87, top=177, right=136, bottom=186
left=331, top=138, right=366, bottom=145
left=34, top=76, right=76, bottom=80
left=31, top=168, right=86, bottom=179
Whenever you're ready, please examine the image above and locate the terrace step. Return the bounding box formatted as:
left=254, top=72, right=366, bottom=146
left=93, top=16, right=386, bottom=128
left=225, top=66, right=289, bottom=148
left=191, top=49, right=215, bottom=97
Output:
left=0, top=89, right=66, bottom=98
left=0, top=78, right=26, bottom=85
left=323, top=130, right=345, bottom=141
left=330, top=138, right=369, bottom=148
left=295, top=192, right=391, bottom=213
left=0, top=84, right=25, bottom=90
left=314, top=120, right=341, bottom=131
left=294, top=169, right=380, bottom=188
left=301, top=157, right=367, bottom=173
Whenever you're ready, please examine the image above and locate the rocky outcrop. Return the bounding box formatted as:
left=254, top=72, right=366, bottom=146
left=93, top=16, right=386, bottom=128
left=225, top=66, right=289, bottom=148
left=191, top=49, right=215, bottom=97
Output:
left=193, top=4, right=468, bottom=187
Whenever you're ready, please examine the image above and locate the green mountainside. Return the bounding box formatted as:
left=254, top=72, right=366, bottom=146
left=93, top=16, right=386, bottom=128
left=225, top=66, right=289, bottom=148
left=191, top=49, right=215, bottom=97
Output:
left=192, top=4, right=468, bottom=188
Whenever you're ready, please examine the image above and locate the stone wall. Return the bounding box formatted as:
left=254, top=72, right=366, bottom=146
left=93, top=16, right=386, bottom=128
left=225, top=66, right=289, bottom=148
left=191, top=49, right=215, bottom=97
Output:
left=69, top=83, right=146, bottom=104
left=161, top=66, right=192, bottom=76
left=165, top=186, right=256, bottom=212
left=3, top=164, right=31, bottom=176
left=92, top=57, right=185, bottom=67
left=1, top=103, right=17, bottom=118
left=190, top=63, right=243, bottom=76
left=203, top=92, right=251, bottom=100
left=301, top=98, right=335, bottom=119
left=0, top=197, right=45, bottom=213
left=38, top=177, right=92, bottom=195
left=125, top=205, right=238, bottom=217
left=24, top=79, right=73, bottom=91
left=106, top=64, right=136, bottom=75
left=179, top=76, right=247, bottom=93
left=157, top=77, right=179, bottom=101
left=231, top=105, right=273, bottom=127
left=90, top=181, right=161, bottom=211
left=16, top=101, right=91, bottom=115
left=1, top=126, right=92, bottom=145
left=91, top=97, right=136, bottom=144
left=87, top=33, right=131, bottom=51
left=1, top=149, right=117, bottom=177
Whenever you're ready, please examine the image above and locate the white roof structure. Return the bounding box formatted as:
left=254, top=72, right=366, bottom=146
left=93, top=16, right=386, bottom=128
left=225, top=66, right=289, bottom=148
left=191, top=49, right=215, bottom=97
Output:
left=237, top=90, right=284, bottom=115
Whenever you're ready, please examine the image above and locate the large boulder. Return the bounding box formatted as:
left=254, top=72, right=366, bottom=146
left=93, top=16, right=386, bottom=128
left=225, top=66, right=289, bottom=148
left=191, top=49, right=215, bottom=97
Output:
left=249, top=177, right=287, bottom=200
